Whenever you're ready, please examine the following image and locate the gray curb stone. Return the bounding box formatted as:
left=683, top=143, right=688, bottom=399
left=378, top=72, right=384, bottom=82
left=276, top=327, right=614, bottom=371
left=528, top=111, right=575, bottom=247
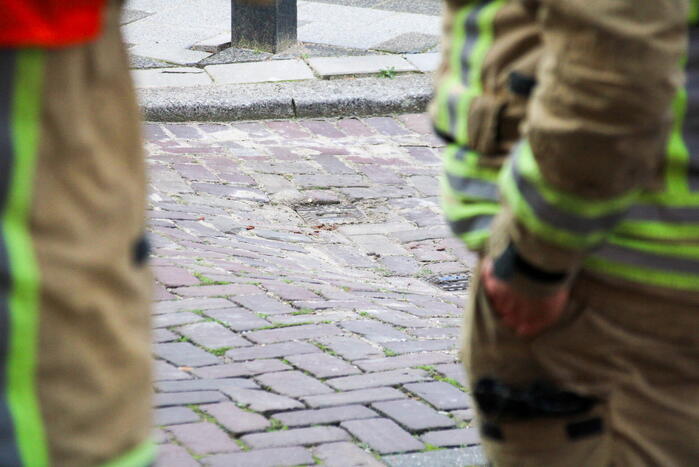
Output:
left=138, top=74, right=434, bottom=122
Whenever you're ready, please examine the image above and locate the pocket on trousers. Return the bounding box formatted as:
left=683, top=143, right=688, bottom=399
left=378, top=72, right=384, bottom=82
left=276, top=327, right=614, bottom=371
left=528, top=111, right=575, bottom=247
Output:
left=466, top=282, right=588, bottom=385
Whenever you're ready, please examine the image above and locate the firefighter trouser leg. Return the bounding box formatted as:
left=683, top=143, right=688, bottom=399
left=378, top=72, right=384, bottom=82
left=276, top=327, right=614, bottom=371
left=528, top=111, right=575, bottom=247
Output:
left=0, top=3, right=152, bottom=466
left=464, top=268, right=699, bottom=466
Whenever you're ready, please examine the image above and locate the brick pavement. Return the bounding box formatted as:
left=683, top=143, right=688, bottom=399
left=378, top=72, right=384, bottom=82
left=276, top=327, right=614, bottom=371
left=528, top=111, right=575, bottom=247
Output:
left=148, top=114, right=487, bottom=466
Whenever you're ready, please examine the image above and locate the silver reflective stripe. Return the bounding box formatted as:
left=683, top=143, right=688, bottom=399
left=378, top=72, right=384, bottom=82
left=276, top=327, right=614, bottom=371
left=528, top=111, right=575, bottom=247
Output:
left=448, top=214, right=494, bottom=236
left=446, top=173, right=498, bottom=201
left=460, top=2, right=488, bottom=86
left=447, top=92, right=460, bottom=139
left=685, top=28, right=699, bottom=191
left=626, top=204, right=699, bottom=223
left=454, top=147, right=468, bottom=162
left=0, top=49, right=23, bottom=467
left=594, top=243, right=699, bottom=275
left=512, top=163, right=628, bottom=235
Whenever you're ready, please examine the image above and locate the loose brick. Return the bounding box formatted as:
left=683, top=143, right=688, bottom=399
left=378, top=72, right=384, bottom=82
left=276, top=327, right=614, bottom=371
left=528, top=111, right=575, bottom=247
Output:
left=169, top=422, right=240, bottom=454
left=404, top=382, right=471, bottom=410
left=420, top=428, right=480, bottom=447
left=223, top=388, right=304, bottom=412
left=273, top=405, right=378, bottom=428
left=204, top=447, right=314, bottom=467
left=326, top=369, right=430, bottom=391
left=313, top=442, right=384, bottom=467
left=372, top=399, right=455, bottom=431
left=286, top=353, right=361, bottom=378
left=255, top=371, right=333, bottom=397
left=242, top=426, right=350, bottom=449
left=303, top=387, right=405, bottom=408
left=341, top=418, right=423, bottom=454
left=203, top=402, right=270, bottom=434
left=154, top=342, right=220, bottom=367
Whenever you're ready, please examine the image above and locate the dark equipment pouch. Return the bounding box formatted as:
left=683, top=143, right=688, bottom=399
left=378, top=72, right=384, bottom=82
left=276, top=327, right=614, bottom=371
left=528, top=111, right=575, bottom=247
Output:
left=474, top=377, right=597, bottom=421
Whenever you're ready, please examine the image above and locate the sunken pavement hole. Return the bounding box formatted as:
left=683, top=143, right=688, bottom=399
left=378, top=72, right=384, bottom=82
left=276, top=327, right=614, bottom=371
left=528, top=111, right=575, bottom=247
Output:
left=428, top=273, right=470, bottom=291
left=295, top=205, right=366, bottom=225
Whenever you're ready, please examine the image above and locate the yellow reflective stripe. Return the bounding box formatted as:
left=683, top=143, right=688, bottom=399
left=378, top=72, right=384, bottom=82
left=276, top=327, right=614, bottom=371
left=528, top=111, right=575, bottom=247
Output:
left=443, top=146, right=500, bottom=182
left=100, top=440, right=155, bottom=467
left=585, top=255, right=699, bottom=291
left=499, top=159, right=606, bottom=248
left=5, top=49, right=48, bottom=467
left=614, top=220, right=699, bottom=240
left=454, top=0, right=505, bottom=145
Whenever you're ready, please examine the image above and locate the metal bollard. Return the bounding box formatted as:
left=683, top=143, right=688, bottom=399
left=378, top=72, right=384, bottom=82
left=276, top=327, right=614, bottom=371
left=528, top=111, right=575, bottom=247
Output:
left=231, top=0, right=297, bottom=53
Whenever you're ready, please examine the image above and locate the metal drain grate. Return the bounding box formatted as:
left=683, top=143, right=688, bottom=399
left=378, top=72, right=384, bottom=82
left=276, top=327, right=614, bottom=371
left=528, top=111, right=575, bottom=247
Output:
left=428, top=273, right=470, bottom=291
left=296, top=205, right=365, bottom=225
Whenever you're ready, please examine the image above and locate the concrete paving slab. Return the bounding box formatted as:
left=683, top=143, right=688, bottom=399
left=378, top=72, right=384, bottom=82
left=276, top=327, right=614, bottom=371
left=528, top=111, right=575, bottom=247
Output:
left=122, top=18, right=223, bottom=49
left=373, top=33, right=440, bottom=54
left=132, top=67, right=212, bottom=88
left=404, top=52, right=441, bottom=73
left=205, top=60, right=315, bottom=84
left=308, top=55, right=416, bottom=78
left=129, top=45, right=211, bottom=65
left=191, top=32, right=232, bottom=53
left=297, top=2, right=396, bottom=49
left=121, top=8, right=151, bottom=25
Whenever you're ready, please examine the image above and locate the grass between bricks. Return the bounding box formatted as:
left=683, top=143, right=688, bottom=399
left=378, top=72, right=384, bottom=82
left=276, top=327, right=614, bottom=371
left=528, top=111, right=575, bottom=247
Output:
left=258, top=322, right=314, bottom=330
left=417, top=365, right=467, bottom=390
left=207, top=346, right=232, bottom=357
left=312, top=341, right=340, bottom=357
left=383, top=348, right=398, bottom=357
left=266, top=418, right=289, bottom=432
left=193, top=272, right=231, bottom=286
left=422, top=443, right=443, bottom=452
left=291, top=308, right=314, bottom=316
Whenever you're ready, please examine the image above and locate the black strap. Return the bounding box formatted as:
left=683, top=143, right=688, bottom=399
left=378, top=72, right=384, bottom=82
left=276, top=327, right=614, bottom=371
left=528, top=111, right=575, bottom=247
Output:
left=508, top=71, right=537, bottom=97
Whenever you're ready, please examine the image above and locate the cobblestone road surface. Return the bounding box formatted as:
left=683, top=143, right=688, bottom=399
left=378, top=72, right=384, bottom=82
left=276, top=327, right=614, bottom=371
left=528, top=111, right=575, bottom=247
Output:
left=148, top=114, right=486, bottom=466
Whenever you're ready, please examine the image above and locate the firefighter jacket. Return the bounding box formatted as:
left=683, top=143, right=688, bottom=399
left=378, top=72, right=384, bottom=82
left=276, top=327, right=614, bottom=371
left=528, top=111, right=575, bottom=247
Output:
left=433, top=0, right=699, bottom=301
